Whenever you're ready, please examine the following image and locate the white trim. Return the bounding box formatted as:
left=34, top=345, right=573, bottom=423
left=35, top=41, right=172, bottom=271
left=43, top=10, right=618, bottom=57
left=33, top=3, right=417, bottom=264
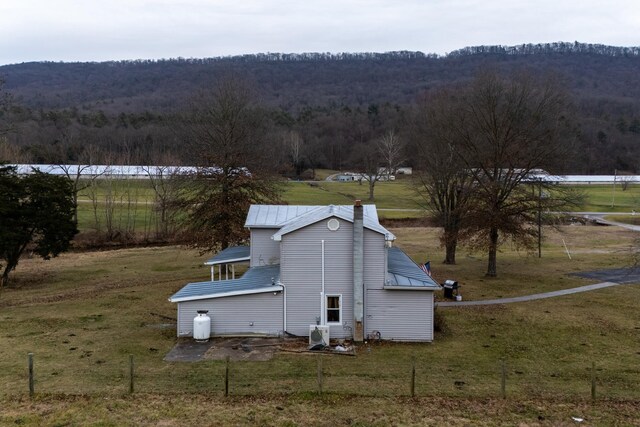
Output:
left=271, top=210, right=394, bottom=242
left=325, top=294, right=342, bottom=324
left=203, top=256, right=250, bottom=266
left=169, top=285, right=283, bottom=303
left=383, top=286, right=439, bottom=291
left=280, top=281, right=287, bottom=332
left=321, top=240, right=326, bottom=325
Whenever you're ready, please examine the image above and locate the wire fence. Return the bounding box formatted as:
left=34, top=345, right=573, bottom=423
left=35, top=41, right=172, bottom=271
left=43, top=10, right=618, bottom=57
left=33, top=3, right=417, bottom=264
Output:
left=4, top=350, right=639, bottom=401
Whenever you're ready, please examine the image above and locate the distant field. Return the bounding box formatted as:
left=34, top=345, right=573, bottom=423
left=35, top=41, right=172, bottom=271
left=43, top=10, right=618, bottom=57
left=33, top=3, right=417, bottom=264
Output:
left=576, top=183, right=640, bottom=212
left=1, top=225, right=639, bottom=425
left=285, top=179, right=424, bottom=218
left=72, top=178, right=640, bottom=234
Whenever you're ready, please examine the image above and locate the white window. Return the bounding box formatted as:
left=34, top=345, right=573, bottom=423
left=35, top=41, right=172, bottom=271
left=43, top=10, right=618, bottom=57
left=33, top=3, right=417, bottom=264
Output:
left=326, top=294, right=342, bottom=324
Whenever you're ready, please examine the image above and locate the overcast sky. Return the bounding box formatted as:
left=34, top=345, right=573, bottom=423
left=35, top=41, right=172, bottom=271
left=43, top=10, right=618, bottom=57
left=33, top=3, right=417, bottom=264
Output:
left=0, top=0, right=638, bottom=65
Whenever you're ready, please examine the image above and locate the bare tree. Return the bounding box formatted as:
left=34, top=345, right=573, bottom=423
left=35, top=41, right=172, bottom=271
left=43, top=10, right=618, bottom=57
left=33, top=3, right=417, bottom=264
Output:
left=351, top=140, right=384, bottom=201
left=177, top=78, right=282, bottom=251
left=409, top=89, right=475, bottom=264
left=376, top=130, right=404, bottom=179
left=0, top=78, right=13, bottom=139
left=450, top=70, right=574, bottom=277
left=142, top=155, right=182, bottom=239
left=56, top=144, right=106, bottom=225
left=283, top=130, right=306, bottom=178
left=0, top=139, right=29, bottom=163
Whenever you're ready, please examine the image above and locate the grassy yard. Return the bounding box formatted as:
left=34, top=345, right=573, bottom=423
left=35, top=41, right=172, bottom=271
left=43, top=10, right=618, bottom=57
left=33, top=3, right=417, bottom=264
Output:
left=1, top=224, right=639, bottom=425
left=577, top=183, right=640, bottom=212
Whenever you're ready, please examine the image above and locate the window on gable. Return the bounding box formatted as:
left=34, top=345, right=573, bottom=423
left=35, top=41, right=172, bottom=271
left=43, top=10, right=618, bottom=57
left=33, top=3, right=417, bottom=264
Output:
left=326, top=295, right=342, bottom=323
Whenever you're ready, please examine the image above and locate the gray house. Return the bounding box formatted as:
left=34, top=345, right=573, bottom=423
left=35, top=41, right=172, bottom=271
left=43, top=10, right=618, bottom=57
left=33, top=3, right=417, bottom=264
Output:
left=169, top=202, right=440, bottom=342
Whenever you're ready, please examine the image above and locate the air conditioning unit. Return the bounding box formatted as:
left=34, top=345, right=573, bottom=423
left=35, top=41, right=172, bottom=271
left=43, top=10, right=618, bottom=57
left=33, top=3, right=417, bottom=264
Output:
left=309, top=325, right=330, bottom=347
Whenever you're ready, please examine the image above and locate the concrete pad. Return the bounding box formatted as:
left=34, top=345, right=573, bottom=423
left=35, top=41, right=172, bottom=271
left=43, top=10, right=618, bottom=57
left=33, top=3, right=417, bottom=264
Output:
left=164, top=337, right=285, bottom=362
left=164, top=339, right=213, bottom=362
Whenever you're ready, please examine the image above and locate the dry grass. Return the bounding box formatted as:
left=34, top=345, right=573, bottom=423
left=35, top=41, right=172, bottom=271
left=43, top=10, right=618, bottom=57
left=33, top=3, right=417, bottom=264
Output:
left=392, top=225, right=636, bottom=300
left=1, top=225, right=639, bottom=425
left=2, top=395, right=640, bottom=426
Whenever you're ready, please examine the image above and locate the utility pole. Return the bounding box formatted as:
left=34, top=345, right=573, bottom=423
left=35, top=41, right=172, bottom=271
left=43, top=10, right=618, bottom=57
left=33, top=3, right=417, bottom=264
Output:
left=611, top=169, right=617, bottom=208
left=538, top=181, right=542, bottom=258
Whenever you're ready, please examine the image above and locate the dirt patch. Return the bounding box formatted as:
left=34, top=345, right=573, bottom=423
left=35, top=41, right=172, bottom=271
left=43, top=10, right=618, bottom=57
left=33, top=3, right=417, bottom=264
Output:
left=166, top=337, right=355, bottom=362
left=203, top=337, right=284, bottom=362
left=164, top=339, right=212, bottom=362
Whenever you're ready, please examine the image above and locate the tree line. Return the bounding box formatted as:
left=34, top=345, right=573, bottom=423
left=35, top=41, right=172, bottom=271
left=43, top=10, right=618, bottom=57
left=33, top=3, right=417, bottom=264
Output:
left=2, top=43, right=640, bottom=174
left=0, top=60, right=634, bottom=284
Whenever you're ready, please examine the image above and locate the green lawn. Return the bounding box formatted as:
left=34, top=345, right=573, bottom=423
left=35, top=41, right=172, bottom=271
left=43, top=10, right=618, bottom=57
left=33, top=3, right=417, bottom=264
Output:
left=73, top=179, right=640, bottom=235
left=577, top=184, right=640, bottom=212
left=1, top=225, right=639, bottom=425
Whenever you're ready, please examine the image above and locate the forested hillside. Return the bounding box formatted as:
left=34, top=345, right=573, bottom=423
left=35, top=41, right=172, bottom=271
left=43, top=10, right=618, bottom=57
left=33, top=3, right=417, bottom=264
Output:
left=1, top=42, right=639, bottom=173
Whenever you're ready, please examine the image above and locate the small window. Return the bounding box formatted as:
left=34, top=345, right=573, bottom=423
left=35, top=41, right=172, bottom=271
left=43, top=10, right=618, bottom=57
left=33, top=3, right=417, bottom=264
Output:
left=326, top=295, right=342, bottom=323
left=327, top=218, right=340, bottom=231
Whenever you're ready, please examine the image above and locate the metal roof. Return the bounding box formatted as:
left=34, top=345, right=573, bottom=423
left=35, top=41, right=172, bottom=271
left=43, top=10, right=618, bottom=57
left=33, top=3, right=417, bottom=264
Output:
left=385, top=247, right=440, bottom=290
left=204, top=246, right=250, bottom=265
left=9, top=164, right=197, bottom=177
left=271, top=204, right=394, bottom=241
left=245, top=205, right=321, bottom=228
left=169, top=265, right=281, bottom=302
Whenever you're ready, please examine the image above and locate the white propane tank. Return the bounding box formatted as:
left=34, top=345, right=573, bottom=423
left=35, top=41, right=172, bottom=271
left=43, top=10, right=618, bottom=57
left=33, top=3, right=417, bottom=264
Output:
left=193, top=310, right=211, bottom=341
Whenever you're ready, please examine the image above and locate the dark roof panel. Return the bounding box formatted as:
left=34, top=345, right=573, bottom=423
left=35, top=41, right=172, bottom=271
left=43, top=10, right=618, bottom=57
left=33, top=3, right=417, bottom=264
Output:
left=386, top=247, right=440, bottom=290
left=169, top=265, right=281, bottom=302
left=204, top=246, right=250, bottom=265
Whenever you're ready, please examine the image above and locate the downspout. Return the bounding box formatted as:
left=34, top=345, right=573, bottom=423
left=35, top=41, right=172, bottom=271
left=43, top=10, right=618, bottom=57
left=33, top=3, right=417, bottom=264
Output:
left=280, top=282, right=287, bottom=333
left=321, top=239, right=326, bottom=325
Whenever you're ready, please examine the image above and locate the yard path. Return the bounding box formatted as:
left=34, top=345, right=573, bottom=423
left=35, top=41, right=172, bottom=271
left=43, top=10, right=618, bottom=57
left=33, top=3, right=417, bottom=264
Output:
left=436, top=281, right=630, bottom=307
left=579, top=212, right=640, bottom=231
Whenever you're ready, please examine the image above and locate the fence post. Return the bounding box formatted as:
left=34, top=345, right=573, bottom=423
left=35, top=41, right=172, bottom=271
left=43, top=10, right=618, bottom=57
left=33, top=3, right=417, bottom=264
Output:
left=28, top=353, right=34, bottom=397
left=410, top=357, right=416, bottom=398
left=224, top=356, right=230, bottom=397
left=129, top=354, right=134, bottom=394
left=591, top=361, right=596, bottom=402
left=500, top=359, right=506, bottom=399
left=316, top=355, right=323, bottom=395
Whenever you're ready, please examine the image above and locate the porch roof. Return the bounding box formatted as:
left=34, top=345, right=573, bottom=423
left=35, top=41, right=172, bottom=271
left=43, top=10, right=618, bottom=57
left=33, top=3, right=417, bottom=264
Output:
left=385, top=247, right=441, bottom=290
left=169, top=265, right=281, bottom=303
left=204, top=246, right=250, bottom=266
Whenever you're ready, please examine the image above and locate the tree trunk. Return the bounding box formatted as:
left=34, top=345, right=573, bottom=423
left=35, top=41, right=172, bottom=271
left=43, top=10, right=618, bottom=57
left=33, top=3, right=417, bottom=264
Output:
left=444, top=238, right=457, bottom=264
left=442, top=219, right=460, bottom=264
left=72, top=191, right=79, bottom=226
left=368, top=180, right=375, bottom=201
left=0, top=268, right=8, bottom=289
left=486, top=226, right=498, bottom=277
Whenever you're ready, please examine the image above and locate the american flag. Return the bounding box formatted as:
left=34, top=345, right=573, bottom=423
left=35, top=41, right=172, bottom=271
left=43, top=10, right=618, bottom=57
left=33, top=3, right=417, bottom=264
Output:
left=420, top=261, right=432, bottom=277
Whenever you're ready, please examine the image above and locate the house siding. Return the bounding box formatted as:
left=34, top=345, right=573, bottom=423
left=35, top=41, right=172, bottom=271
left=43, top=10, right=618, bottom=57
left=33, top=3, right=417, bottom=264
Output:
left=250, top=228, right=280, bottom=267
left=364, top=229, right=386, bottom=291
left=365, top=289, right=434, bottom=342
left=176, top=292, right=283, bottom=337
left=280, top=219, right=387, bottom=340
